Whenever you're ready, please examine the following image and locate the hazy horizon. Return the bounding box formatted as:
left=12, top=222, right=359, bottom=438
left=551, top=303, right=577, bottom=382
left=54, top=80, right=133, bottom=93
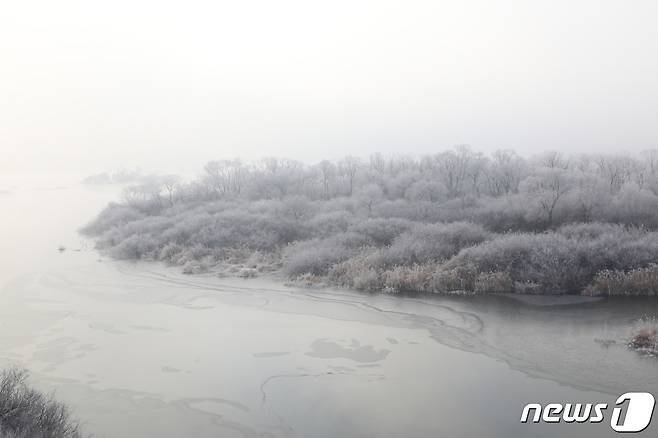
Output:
left=2, top=0, right=657, bottom=174
left=1, top=4, right=658, bottom=436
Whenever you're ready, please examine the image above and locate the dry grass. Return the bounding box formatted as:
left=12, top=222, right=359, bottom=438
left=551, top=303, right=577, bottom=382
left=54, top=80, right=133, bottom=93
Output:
left=585, top=264, right=658, bottom=296
left=473, top=271, right=514, bottom=294
left=629, top=317, right=658, bottom=355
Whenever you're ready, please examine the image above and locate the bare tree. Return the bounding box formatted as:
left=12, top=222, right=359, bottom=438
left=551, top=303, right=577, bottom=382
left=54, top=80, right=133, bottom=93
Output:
left=316, top=160, right=336, bottom=200
left=338, top=156, right=361, bottom=196
left=594, top=154, right=638, bottom=193
left=537, top=151, right=569, bottom=169
left=203, top=159, right=247, bottom=198
left=357, top=184, right=384, bottom=216
left=484, top=149, right=526, bottom=196
left=161, top=174, right=180, bottom=206
left=520, top=167, right=572, bottom=226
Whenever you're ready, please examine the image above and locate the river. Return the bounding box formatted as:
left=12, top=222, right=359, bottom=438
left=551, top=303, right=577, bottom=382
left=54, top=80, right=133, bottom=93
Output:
left=0, top=174, right=656, bottom=437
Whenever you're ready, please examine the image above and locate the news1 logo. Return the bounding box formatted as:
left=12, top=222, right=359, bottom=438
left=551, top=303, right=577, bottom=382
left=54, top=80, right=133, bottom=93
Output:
left=520, top=392, right=655, bottom=433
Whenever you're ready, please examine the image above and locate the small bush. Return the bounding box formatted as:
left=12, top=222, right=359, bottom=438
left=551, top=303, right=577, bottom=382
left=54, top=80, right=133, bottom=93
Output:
left=0, top=368, right=82, bottom=438
left=182, top=260, right=209, bottom=275
left=378, top=222, right=490, bottom=267
left=382, top=264, right=434, bottom=293
left=349, top=218, right=413, bottom=246
left=238, top=268, right=258, bottom=278
left=352, top=268, right=383, bottom=292
left=307, top=211, right=355, bottom=237
left=107, top=234, right=159, bottom=260
left=158, top=242, right=184, bottom=262
left=584, top=265, right=658, bottom=296
left=80, top=203, right=145, bottom=236
left=428, top=264, right=478, bottom=293
left=629, top=317, right=658, bottom=354
left=557, top=222, right=628, bottom=240
left=284, top=231, right=372, bottom=277
left=329, top=254, right=383, bottom=292
left=474, top=271, right=514, bottom=294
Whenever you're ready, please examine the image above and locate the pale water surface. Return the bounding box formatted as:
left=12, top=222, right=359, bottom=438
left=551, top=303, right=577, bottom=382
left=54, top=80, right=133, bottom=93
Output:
left=0, top=174, right=656, bottom=438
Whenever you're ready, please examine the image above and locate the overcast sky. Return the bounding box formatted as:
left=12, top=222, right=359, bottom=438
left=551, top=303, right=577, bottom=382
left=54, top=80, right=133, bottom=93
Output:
left=1, top=0, right=657, bottom=174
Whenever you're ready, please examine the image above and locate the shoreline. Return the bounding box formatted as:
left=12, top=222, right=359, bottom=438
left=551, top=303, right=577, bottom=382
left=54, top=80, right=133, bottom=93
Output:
left=122, top=256, right=655, bottom=304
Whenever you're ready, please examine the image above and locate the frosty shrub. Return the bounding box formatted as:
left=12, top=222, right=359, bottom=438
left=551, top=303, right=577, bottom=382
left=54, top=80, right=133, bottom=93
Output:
left=379, top=222, right=490, bottom=267
left=108, top=233, right=159, bottom=260
left=83, top=149, right=658, bottom=295
left=467, top=195, right=534, bottom=232
left=382, top=264, right=435, bottom=293
left=0, top=368, right=82, bottom=438
left=446, top=233, right=581, bottom=294
left=473, top=271, right=514, bottom=294
left=158, top=242, right=184, bottom=262
left=605, top=184, right=658, bottom=228
left=349, top=218, right=413, bottom=246
left=584, top=265, right=658, bottom=296
left=284, top=233, right=368, bottom=276
left=80, top=202, right=145, bottom=235
left=556, top=222, right=628, bottom=240
left=328, top=254, right=383, bottom=291
left=307, top=211, right=355, bottom=237
left=352, top=268, right=383, bottom=292
left=182, top=260, right=210, bottom=275
left=238, top=268, right=258, bottom=278
left=428, top=264, right=479, bottom=294
left=447, top=227, right=658, bottom=294
left=404, top=179, right=448, bottom=203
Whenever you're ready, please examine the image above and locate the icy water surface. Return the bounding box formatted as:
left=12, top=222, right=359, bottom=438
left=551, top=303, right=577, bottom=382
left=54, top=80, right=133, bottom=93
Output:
left=0, top=175, right=656, bottom=438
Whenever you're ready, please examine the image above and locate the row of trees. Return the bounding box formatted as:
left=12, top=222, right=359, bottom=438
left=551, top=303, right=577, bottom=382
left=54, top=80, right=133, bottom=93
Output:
left=118, top=147, right=658, bottom=231
left=82, top=147, right=658, bottom=295
left=191, top=148, right=658, bottom=202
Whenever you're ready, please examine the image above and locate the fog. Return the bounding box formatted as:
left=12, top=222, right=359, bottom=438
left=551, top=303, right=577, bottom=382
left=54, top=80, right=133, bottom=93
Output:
left=2, top=0, right=657, bottom=174
left=3, top=3, right=658, bottom=437
left=1, top=175, right=657, bottom=438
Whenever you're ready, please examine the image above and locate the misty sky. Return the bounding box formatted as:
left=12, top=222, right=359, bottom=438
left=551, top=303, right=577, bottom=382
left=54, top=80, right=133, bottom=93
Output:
left=1, top=0, right=657, bottom=174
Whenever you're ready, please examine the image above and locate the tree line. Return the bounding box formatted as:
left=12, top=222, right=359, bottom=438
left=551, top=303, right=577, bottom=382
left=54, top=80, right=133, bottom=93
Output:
left=82, top=147, right=658, bottom=296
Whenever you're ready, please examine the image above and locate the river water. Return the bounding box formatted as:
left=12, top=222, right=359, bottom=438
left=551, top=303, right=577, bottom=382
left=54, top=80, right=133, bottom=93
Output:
left=0, top=174, right=656, bottom=438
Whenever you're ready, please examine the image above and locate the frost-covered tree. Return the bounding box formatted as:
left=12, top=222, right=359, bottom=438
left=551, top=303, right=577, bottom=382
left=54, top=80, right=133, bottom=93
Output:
left=83, top=148, right=658, bottom=296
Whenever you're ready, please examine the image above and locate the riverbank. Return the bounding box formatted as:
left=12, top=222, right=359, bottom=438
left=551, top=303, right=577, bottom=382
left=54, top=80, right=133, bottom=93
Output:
left=83, top=219, right=658, bottom=297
